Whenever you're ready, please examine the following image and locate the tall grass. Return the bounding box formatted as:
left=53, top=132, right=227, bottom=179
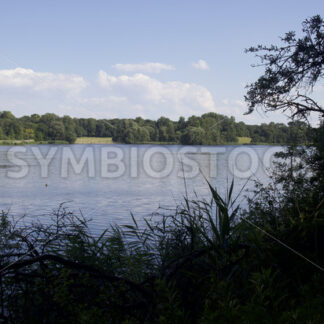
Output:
left=0, top=180, right=323, bottom=323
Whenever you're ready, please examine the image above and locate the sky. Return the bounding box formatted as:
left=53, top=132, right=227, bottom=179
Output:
left=0, top=0, right=323, bottom=125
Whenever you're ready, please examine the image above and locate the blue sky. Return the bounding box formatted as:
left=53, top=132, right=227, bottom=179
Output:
left=0, top=0, right=323, bottom=124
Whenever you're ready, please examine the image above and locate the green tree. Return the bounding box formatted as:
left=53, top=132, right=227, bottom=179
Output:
left=24, top=128, right=35, bottom=139
left=0, top=111, right=15, bottom=119
left=180, top=127, right=205, bottom=145
left=157, top=117, right=175, bottom=142
left=245, top=15, right=324, bottom=264
left=245, top=15, right=324, bottom=120
left=48, top=121, right=65, bottom=140
left=176, top=116, right=186, bottom=131
left=87, top=118, right=97, bottom=136
left=65, top=130, right=77, bottom=144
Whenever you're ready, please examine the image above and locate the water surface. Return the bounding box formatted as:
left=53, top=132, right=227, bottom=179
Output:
left=0, top=144, right=282, bottom=233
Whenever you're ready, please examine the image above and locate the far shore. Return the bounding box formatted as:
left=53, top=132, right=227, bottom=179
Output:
left=0, top=137, right=288, bottom=147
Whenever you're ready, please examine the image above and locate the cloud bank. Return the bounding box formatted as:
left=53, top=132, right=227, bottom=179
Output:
left=97, top=70, right=216, bottom=119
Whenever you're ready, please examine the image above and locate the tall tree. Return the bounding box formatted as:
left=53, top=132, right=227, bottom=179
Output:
left=245, top=15, right=324, bottom=120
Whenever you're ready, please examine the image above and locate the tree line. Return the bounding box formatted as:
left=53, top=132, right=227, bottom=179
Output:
left=0, top=110, right=314, bottom=145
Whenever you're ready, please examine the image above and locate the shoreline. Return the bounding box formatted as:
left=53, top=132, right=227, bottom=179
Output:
left=0, top=140, right=287, bottom=146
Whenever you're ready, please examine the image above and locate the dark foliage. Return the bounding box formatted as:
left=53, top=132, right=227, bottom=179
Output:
left=245, top=15, right=324, bottom=119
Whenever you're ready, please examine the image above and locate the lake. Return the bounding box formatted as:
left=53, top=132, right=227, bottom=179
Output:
left=0, top=144, right=283, bottom=233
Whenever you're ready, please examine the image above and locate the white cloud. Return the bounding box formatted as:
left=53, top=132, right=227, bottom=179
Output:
left=192, top=59, right=209, bottom=71
left=0, top=67, right=216, bottom=120
left=97, top=71, right=216, bottom=119
left=0, top=67, right=87, bottom=94
left=0, top=66, right=298, bottom=125
left=112, top=62, right=175, bottom=74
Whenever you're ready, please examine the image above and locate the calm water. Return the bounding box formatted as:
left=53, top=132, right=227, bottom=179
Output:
left=0, top=144, right=282, bottom=233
